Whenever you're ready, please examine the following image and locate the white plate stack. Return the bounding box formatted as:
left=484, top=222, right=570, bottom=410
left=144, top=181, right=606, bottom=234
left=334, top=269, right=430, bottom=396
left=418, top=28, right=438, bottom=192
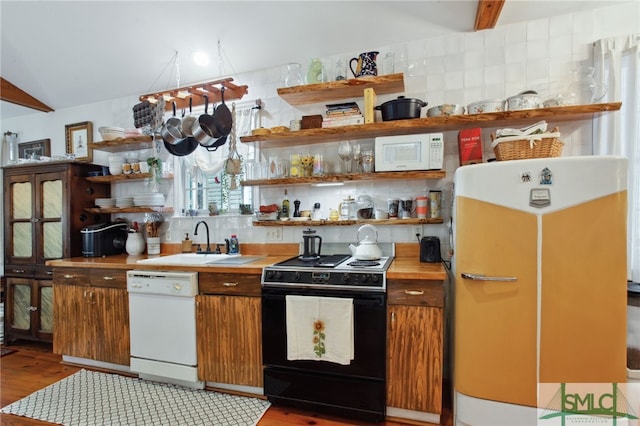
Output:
left=115, top=197, right=134, bottom=208
left=95, top=198, right=116, bottom=209
left=133, top=193, right=165, bottom=207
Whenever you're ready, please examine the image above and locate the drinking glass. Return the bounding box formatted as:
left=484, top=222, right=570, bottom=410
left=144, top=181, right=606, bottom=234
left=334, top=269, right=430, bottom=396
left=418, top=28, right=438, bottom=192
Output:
left=337, top=141, right=353, bottom=173
left=284, top=63, right=303, bottom=87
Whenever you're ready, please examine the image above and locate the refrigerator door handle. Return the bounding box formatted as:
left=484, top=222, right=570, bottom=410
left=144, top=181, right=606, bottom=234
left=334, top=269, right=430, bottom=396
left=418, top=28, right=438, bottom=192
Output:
left=461, top=272, right=517, bottom=282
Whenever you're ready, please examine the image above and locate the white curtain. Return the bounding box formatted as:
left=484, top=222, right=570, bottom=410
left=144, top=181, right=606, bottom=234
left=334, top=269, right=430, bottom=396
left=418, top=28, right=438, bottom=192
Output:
left=593, top=34, right=640, bottom=282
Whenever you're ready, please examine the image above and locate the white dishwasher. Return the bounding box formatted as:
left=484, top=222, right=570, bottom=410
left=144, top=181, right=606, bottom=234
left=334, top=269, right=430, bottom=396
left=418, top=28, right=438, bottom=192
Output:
left=126, top=270, right=204, bottom=389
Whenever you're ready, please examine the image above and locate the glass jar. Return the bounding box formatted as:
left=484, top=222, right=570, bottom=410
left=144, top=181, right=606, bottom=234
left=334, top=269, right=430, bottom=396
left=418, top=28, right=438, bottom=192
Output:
left=284, top=63, right=303, bottom=87
left=567, top=67, right=607, bottom=105
left=356, top=194, right=374, bottom=219
left=2, top=131, right=18, bottom=166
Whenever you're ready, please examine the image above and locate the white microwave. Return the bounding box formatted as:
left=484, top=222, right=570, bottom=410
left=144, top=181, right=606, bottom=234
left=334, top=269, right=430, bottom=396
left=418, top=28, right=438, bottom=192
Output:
left=374, top=133, right=444, bottom=172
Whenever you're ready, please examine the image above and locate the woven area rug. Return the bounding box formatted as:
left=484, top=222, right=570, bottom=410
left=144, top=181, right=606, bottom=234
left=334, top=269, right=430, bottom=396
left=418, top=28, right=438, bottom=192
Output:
left=1, top=369, right=270, bottom=426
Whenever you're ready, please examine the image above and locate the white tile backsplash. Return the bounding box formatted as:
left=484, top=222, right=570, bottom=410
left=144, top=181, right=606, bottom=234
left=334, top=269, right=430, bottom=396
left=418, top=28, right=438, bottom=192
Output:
left=527, top=18, right=550, bottom=41
left=445, top=70, right=464, bottom=91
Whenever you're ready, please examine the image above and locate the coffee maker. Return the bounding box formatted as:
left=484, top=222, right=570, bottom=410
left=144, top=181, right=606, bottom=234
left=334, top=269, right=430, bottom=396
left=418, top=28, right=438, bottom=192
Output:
left=299, top=228, right=322, bottom=261
left=420, top=236, right=441, bottom=263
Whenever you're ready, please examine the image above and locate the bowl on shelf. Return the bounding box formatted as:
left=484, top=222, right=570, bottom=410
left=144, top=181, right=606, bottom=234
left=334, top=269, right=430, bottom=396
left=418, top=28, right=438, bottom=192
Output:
left=467, top=99, right=505, bottom=114
left=99, top=126, right=125, bottom=141
left=426, top=104, right=466, bottom=117
left=506, top=92, right=542, bottom=111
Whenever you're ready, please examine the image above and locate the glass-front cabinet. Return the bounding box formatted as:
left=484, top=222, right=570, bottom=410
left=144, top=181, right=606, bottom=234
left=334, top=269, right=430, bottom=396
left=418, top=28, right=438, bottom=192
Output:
left=7, top=172, right=64, bottom=265
left=3, top=162, right=109, bottom=343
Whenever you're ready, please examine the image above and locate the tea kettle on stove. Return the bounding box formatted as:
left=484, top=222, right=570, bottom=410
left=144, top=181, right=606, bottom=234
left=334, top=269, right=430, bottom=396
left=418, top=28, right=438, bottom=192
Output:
left=349, top=224, right=382, bottom=260
left=300, top=228, right=322, bottom=261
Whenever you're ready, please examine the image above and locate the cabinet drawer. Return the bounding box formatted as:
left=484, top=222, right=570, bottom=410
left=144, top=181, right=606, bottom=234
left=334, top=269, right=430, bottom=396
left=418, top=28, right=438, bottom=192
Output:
left=199, top=272, right=261, bottom=296
left=35, top=265, right=54, bottom=280
left=89, top=269, right=128, bottom=289
left=387, top=279, right=444, bottom=307
left=4, top=264, right=35, bottom=278
left=53, top=268, right=89, bottom=286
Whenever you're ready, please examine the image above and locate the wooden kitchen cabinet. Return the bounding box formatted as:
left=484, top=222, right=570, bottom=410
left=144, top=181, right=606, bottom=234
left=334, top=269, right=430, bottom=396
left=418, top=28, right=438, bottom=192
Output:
left=196, top=273, right=263, bottom=392
left=3, top=162, right=109, bottom=344
left=52, top=268, right=130, bottom=366
left=4, top=276, right=53, bottom=342
left=386, top=279, right=445, bottom=424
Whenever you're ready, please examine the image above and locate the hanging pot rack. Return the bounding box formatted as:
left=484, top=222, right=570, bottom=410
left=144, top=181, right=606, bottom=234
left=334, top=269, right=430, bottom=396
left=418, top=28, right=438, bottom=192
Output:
left=139, top=77, right=248, bottom=112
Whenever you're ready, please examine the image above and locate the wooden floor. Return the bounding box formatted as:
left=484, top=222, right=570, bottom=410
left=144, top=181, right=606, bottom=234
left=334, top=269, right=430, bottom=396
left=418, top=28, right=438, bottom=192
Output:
left=1, top=341, right=453, bottom=426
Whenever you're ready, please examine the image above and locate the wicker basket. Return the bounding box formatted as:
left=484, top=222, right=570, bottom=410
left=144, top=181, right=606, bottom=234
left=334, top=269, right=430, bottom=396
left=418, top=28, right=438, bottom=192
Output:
left=491, top=127, right=563, bottom=161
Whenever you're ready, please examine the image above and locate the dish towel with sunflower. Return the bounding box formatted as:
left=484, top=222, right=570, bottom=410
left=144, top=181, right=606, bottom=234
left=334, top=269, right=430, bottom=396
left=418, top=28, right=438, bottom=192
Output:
left=285, top=295, right=354, bottom=365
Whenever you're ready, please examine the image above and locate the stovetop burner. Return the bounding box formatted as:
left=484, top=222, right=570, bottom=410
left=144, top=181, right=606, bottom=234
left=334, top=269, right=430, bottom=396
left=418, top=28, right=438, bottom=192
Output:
left=347, top=260, right=381, bottom=267
left=262, top=254, right=392, bottom=292
left=274, top=254, right=351, bottom=268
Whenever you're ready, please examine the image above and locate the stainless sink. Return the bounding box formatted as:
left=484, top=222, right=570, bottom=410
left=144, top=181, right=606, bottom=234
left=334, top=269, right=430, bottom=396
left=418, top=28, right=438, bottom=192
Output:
left=136, top=253, right=262, bottom=266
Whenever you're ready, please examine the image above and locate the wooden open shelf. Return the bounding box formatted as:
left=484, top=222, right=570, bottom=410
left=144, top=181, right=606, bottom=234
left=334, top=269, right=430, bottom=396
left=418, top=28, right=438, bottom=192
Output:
left=85, top=173, right=174, bottom=183
left=242, top=170, right=445, bottom=187
left=84, top=206, right=174, bottom=214
left=254, top=218, right=442, bottom=227
left=139, top=77, right=248, bottom=111
left=88, top=136, right=155, bottom=153
left=240, top=102, right=622, bottom=148
left=277, top=73, right=405, bottom=106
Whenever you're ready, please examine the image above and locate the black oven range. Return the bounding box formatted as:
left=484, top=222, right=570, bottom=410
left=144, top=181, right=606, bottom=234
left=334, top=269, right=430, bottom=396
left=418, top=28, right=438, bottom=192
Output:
left=261, top=253, right=392, bottom=422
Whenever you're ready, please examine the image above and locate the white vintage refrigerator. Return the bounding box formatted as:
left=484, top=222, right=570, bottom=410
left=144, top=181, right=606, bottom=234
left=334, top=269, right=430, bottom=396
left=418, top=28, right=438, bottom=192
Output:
left=452, top=156, right=628, bottom=425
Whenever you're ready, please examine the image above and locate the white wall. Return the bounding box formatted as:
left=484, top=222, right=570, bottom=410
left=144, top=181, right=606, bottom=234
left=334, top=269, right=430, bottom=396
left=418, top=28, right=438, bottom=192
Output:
left=1, top=2, right=638, bottom=261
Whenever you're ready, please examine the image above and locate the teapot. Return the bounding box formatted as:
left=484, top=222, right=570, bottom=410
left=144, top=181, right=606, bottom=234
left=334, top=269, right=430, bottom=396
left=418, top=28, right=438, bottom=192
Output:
left=349, top=224, right=382, bottom=260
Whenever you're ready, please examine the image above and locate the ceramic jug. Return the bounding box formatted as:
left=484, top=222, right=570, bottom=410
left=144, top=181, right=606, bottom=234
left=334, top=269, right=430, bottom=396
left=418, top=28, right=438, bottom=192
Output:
left=349, top=51, right=379, bottom=78
left=126, top=232, right=145, bottom=256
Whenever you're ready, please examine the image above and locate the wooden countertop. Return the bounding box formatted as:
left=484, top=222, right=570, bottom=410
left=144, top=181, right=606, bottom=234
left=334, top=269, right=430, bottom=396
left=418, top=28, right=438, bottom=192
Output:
left=386, top=258, right=447, bottom=281
left=47, top=243, right=447, bottom=280
left=47, top=254, right=288, bottom=274
left=48, top=254, right=447, bottom=280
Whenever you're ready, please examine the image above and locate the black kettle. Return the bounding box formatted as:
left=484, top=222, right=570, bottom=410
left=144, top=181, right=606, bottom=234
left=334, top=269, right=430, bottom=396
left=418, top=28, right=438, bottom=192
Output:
left=420, top=236, right=441, bottom=263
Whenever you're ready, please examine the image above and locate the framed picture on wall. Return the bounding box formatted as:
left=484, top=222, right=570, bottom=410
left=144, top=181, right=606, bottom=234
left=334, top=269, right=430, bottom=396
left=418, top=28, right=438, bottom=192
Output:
left=65, top=121, right=93, bottom=162
left=18, top=139, right=51, bottom=160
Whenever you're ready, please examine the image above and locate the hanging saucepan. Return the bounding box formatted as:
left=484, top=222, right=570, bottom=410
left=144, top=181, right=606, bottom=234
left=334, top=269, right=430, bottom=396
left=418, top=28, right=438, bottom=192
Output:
left=161, top=102, right=185, bottom=144
left=205, top=135, right=228, bottom=152
left=214, top=86, right=232, bottom=137
left=192, top=95, right=216, bottom=147
left=181, top=97, right=197, bottom=137
left=374, top=96, right=428, bottom=121
left=163, top=138, right=198, bottom=157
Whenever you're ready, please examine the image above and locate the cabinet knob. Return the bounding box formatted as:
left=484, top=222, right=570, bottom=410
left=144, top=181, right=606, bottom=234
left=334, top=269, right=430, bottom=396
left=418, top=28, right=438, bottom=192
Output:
left=102, top=276, right=115, bottom=281
left=404, top=289, right=424, bottom=296
left=86, top=187, right=94, bottom=195
left=63, top=274, right=74, bottom=279
left=28, top=306, right=38, bottom=312
left=223, top=282, right=238, bottom=287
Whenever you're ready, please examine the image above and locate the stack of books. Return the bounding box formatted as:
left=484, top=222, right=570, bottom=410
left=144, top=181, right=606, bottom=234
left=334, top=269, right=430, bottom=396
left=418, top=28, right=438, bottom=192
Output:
left=322, top=102, right=364, bottom=128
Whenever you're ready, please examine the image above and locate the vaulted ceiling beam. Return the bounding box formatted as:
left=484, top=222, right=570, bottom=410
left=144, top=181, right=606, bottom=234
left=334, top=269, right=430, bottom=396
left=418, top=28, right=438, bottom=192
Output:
left=474, top=0, right=505, bottom=31
left=1, top=77, right=54, bottom=113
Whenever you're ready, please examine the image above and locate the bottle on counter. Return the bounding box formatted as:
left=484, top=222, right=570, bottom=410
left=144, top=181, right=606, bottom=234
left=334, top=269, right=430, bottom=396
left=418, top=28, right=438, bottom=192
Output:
left=282, top=189, right=290, bottom=218
left=229, top=235, right=240, bottom=254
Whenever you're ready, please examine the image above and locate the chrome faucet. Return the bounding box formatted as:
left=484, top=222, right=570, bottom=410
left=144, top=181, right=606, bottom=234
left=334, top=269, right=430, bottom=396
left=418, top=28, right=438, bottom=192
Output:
left=193, top=220, right=213, bottom=253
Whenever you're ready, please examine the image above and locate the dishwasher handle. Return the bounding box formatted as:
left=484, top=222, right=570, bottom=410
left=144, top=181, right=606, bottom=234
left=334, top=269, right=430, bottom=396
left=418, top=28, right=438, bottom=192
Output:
left=461, top=272, right=517, bottom=282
